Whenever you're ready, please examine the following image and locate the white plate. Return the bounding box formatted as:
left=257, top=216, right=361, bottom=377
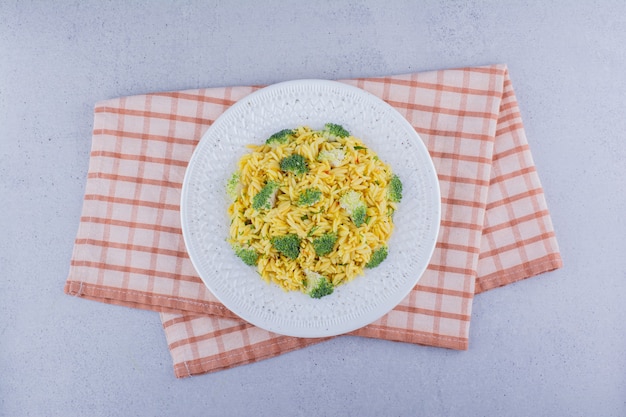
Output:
left=180, top=79, right=440, bottom=338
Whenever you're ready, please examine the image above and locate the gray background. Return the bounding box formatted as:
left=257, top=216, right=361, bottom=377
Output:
left=1, top=1, right=625, bottom=416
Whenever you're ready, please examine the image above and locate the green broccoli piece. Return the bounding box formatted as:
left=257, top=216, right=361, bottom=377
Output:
left=351, top=206, right=366, bottom=227
left=266, top=129, right=295, bottom=147
left=388, top=174, right=403, bottom=203
left=339, top=190, right=367, bottom=227
left=270, top=234, right=301, bottom=259
left=226, top=171, right=242, bottom=202
left=304, top=270, right=334, bottom=299
left=252, top=180, right=280, bottom=210
left=231, top=243, right=259, bottom=266
left=279, top=154, right=309, bottom=175
left=317, top=148, right=346, bottom=167
left=297, top=187, right=322, bottom=206
left=311, top=232, right=337, bottom=256
left=365, top=245, right=388, bottom=268
left=322, top=123, right=350, bottom=141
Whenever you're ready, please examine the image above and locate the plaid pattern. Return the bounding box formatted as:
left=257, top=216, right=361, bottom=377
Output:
left=65, top=64, right=562, bottom=377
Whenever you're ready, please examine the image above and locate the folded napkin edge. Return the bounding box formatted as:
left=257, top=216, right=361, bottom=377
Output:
left=90, top=63, right=510, bottom=110
left=63, top=280, right=237, bottom=317
left=475, top=253, right=562, bottom=294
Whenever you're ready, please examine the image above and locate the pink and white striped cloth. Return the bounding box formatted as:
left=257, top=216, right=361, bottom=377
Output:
left=65, top=64, right=562, bottom=377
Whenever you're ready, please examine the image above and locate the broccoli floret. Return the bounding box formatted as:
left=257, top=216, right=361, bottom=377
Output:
left=266, top=129, right=295, bottom=148
left=304, top=270, right=334, bottom=299
left=339, top=190, right=367, bottom=227
left=297, top=187, right=322, bottom=206
left=226, top=171, right=242, bottom=202
left=252, top=180, right=280, bottom=210
left=351, top=206, right=366, bottom=226
left=317, top=148, right=346, bottom=167
left=279, top=154, right=309, bottom=175
left=231, top=243, right=259, bottom=266
left=322, top=123, right=350, bottom=141
left=270, top=234, right=301, bottom=259
left=311, top=232, right=337, bottom=256
left=388, top=174, right=403, bottom=203
left=365, top=245, right=388, bottom=268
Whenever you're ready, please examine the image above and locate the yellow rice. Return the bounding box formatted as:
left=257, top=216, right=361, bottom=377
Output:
left=228, top=126, right=399, bottom=293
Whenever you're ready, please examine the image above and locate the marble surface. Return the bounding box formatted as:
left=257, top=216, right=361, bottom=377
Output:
left=1, top=1, right=625, bottom=416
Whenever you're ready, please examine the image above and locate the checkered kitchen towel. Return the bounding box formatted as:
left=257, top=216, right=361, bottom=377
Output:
left=65, top=64, right=562, bottom=377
